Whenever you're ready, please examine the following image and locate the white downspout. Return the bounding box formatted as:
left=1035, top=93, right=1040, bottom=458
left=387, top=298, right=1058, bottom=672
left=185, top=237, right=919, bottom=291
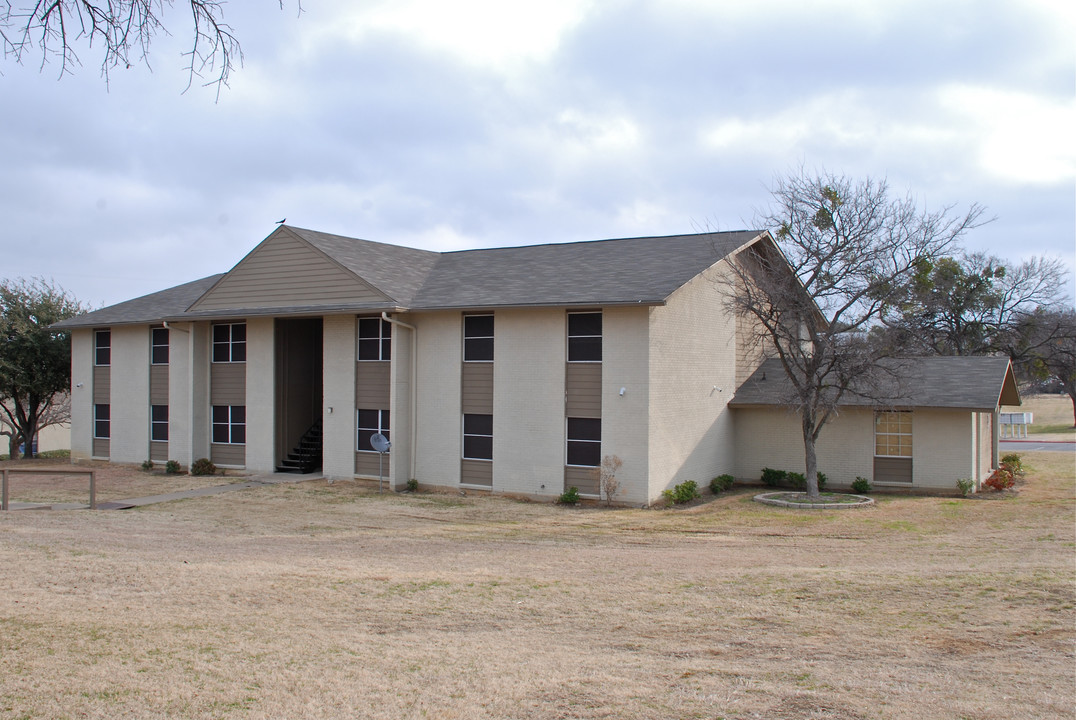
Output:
left=381, top=312, right=418, bottom=482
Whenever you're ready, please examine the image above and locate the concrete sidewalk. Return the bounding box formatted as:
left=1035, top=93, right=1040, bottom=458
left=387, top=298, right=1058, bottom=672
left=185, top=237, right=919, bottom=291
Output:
left=4, top=472, right=319, bottom=511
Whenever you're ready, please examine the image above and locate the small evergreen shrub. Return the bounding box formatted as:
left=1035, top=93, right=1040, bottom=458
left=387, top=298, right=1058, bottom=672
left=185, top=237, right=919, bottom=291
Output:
left=787, top=472, right=806, bottom=490
left=141, top=459, right=154, bottom=472
left=406, top=478, right=418, bottom=492
left=558, top=486, right=581, bottom=505
left=190, top=458, right=217, bottom=476
left=1000, top=452, right=1023, bottom=475
left=956, top=477, right=974, bottom=497
left=851, top=477, right=872, bottom=494
left=663, top=480, right=700, bottom=504
left=760, top=467, right=787, bottom=487
left=710, top=474, right=735, bottom=493
left=816, top=472, right=828, bottom=491
left=165, top=460, right=182, bottom=475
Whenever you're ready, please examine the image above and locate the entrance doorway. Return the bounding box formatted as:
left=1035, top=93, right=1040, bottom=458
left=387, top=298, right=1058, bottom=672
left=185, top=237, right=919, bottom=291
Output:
left=275, top=318, right=323, bottom=472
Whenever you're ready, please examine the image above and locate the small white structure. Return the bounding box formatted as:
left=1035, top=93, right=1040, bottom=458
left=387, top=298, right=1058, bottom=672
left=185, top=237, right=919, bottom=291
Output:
left=999, top=412, right=1033, bottom=438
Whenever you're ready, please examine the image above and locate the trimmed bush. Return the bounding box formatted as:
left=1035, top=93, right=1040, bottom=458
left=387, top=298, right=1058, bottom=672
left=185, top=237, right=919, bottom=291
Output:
left=558, top=486, right=581, bottom=505
left=956, top=477, right=974, bottom=497
left=406, top=478, right=418, bottom=492
left=787, top=472, right=806, bottom=489
left=816, top=471, right=828, bottom=491
left=165, top=460, right=182, bottom=475
left=710, top=474, right=735, bottom=494
left=983, top=468, right=1015, bottom=491
left=663, top=480, right=700, bottom=505
left=190, top=458, right=217, bottom=476
left=141, top=459, right=154, bottom=472
left=850, top=477, right=872, bottom=494
left=760, top=467, right=787, bottom=487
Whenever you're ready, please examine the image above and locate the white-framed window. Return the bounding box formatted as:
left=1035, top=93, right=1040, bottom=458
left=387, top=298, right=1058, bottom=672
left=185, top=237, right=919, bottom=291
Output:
left=463, top=314, right=494, bottom=362
left=212, top=405, right=246, bottom=444
left=94, top=404, right=110, bottom=439
left=94, top=330, right=111, bottom=366
left=357, top=409, right=390, bottom=452
left=151, top=405, right=168, bottom=442
left=212, top=323, right=246, bottom=363
left=875, top=411, right=912, bottom=457
left=567, top=312, right=601, bottom=362
left=358, top=317, right=391, bottom=361
left=151, top=327, right=169, bottom=365
left=462, top=413, right=493, bottom=460
left=566, top=417, right=601, bottom=467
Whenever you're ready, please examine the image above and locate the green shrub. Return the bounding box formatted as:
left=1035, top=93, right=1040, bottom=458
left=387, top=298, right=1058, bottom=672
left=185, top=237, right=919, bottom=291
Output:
left=710, top=474, right=735, bottom=493
left=190, top=458, right=217, bottom=476
left=141, top=459, right=154, bottom=472
left=558, top=486, right=581, bottom=505
left=816, top=471, right=827, bottom=491
left=406, top=478, right=418, bottom=492
left=1000, top=453, right=1023, bottom=475
left=663, top=480, right=700, bottom=505
left=787, top=472, right=806, bottom=490
left=165, top=460, right=182, bottom=475
left=760, top=467, right=787, bottom=487
left=850, top=477, right=872, bottom=494
left=956, top=477, right=974, bottom=497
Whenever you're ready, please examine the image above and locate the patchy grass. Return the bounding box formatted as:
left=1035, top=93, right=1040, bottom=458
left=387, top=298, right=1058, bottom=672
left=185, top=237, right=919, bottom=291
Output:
left=0, top=451, right=1072, bottom=719
left=1004, top=393, right=1075, bottom=439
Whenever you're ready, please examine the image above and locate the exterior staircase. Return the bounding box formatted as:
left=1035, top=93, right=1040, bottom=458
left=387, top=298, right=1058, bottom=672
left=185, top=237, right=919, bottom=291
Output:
left=277, top=421, right=323, bottom=474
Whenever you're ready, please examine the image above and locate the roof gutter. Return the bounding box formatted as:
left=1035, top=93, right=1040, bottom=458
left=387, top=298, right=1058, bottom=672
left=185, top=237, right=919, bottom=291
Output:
left=381, top=312, right=418, bottom=483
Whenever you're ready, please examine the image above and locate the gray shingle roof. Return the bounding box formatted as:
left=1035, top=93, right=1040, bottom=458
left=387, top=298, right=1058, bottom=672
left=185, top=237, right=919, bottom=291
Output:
left=55, top=227, right=764, bottom=327
left=53, top=275, right=224, bottom=329
left=730, top=356, right=1020, bottom=411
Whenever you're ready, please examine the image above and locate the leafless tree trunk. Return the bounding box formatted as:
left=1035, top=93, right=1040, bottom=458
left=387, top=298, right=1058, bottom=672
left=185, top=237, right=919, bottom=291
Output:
left=726, top=170, right=986, bottom=499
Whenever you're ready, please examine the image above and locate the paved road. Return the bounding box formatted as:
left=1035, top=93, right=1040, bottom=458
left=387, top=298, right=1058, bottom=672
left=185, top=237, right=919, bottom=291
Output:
left=1001, top=440, right=1075, bottom=453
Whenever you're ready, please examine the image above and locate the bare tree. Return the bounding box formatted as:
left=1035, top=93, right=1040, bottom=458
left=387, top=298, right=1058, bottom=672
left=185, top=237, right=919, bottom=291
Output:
left=2, top=1, right=298, bottom=95
left=1025, top=308, right=1076, bottom=426
left=727, top=170, right=986, bottom=499
left=1, top=392, right=69, bottom=457
left=592, top=454, right=622, bottom=506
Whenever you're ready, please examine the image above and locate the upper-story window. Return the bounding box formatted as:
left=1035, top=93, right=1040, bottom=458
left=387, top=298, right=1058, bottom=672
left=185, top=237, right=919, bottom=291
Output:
left=567, top=312, right=602, bottom=362
left=212, top=323, right=246, bottom=363
left=358, top=317, right=391, bottom=361
left=463, top=314, right=494, bottom=362
left=151, top=327, right=169, bottom=365
left=94, top=330, right=111, bottom=366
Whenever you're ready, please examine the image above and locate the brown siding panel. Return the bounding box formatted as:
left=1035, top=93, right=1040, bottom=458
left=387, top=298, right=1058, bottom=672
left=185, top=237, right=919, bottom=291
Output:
left=149, top=365, right=169, bottom=405
left=93, top=367, right=110, bottom=404
left=460, top=459, right=493, bottom=487
left=190, top=231, right=389, bottom=310
left=355, top=452, right=390, bottom=477
left=565, top=362, right=601, bottom=417
left=211, top=363, right=246, bottom=405
left=874, top=457, right=913, bottom=483
left=211, top=443, right=245, bottom=467
left=461, top=363, right=494, bottom=414
left=92, top=438, right=110, bottom=459
left=356, top=361, right=391, bottom=408
left=564, top=466, right=599, bottom=496
left=150, top=441, right=168, bottom=462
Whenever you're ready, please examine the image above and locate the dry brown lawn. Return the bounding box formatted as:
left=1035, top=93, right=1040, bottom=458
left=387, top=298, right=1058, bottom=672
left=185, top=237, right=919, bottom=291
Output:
left=1, top=452, right=1073, bottom=720
left=1004, top=393, right=1076, bottom=440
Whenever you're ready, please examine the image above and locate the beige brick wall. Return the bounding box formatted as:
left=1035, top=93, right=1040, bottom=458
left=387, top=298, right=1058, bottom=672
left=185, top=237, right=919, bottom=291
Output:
left=110, top=325, right=151, bottom=464
left=245, top=317, right=275, bottom=472
left=647, top=262, right=739, bottom=501
left=492, top=308, right=566, bottom=497
left=188, top=322, right=212, bottom=465
left=602, top=306, right=650, bottom=504
left=322, top=315, right=357, bottom=480
left=733, top=405, right=979, bottom=491
left=69, top=329, right=93, bottom=462
left=413, top=312, right=462, bottom=487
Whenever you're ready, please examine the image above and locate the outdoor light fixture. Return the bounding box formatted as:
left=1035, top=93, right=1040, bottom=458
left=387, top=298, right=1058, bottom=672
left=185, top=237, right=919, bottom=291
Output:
left=619, top=387, right=626, bottom=396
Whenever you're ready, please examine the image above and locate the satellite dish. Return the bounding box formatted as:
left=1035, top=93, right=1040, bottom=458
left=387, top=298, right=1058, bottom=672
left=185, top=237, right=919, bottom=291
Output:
left=370, top=433, right=391, bottom=453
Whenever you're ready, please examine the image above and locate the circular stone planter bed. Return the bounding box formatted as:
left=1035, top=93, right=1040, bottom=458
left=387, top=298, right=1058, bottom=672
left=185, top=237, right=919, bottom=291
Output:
left=753, top=491, right=875, bottom=509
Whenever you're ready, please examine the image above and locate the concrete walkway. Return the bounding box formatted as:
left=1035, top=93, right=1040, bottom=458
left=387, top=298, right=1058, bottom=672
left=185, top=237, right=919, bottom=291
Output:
left=5, top=472, right=319, bottom=511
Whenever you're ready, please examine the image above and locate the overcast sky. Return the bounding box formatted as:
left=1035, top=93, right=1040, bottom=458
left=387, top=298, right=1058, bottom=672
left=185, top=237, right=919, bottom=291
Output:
left=3, top=0, right=1074, bottom=308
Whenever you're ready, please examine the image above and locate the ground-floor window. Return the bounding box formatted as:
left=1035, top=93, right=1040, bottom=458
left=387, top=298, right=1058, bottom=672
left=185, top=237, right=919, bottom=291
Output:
left=462, top=414, right=493, bottom=460
left=357, top=409, right=390, bottom=452
left=212, top=405, right=246, bottom=444
left=94, top=404, right=110, bottom=439
left=875, top=411, right=912, bottom=457
left=566, top=417, right=601, bottom=466
left=151, top=405, right=168, bottom=441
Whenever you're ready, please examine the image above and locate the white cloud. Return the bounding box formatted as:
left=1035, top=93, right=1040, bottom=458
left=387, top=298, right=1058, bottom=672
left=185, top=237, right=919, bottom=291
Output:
left=939, top=85, right=1076, bottom=185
